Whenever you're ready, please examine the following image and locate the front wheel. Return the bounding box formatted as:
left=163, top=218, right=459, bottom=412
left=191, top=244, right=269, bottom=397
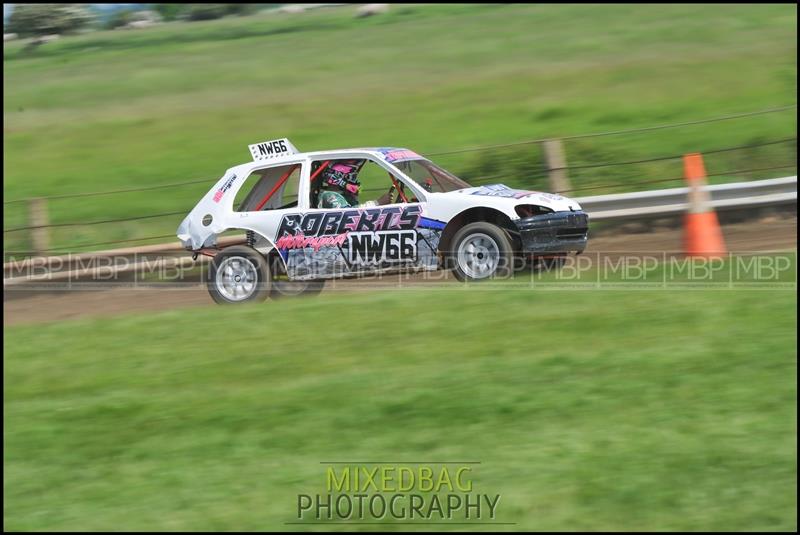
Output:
left=449, top=222, right=514, bottom=282
left=207, top=245, right=271, bottom=304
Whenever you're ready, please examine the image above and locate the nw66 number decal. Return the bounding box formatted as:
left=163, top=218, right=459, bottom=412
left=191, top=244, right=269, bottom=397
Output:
left=275, top=205, right=422, bottom=265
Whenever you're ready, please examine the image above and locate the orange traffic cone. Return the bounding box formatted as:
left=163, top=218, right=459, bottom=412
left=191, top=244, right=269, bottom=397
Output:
left=683, top=153, right=727, bottom=258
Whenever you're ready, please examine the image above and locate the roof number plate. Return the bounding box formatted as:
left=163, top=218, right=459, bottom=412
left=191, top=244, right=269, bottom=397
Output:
left=248, top=138, right=298, bottom=161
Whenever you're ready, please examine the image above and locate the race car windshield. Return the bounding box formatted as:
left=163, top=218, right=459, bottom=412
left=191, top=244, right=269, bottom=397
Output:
left=391, top=159, right=472, bottom=193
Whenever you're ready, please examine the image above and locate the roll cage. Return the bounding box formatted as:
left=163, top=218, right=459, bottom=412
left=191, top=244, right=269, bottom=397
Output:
left=233, top=149, right=432, bottom=212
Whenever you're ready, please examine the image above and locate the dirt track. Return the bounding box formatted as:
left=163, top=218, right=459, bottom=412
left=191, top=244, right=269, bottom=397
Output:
left=4, top=218, right=797, bottom=327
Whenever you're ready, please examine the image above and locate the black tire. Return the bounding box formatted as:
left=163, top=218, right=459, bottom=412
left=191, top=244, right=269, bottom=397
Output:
left=207, top=245, right=271, bottom=305
left=449, top=222, right=514, bottom=282
left=267, top=252, right=325, bottom=299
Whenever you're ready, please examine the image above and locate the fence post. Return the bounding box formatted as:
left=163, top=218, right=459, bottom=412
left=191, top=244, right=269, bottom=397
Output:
left=542, top=138, right=572, bottom=193
left=28, top=197, right=49, bottom=256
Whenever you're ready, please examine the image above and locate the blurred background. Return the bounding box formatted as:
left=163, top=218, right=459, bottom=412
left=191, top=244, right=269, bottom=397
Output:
left=3, top=3, right=797, bottom=532
left=3, top=3, right=797, bottom=254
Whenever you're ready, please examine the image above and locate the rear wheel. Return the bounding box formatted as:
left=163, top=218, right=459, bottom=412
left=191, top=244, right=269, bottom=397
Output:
left=207, top=245, right=270, bottom=305
left=450, top=222, right=514, bottom=282
left=268, top=252, right=325, bottom=299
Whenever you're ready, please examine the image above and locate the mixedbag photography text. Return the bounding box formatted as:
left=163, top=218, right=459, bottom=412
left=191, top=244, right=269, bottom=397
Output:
left=296, top=464, right=502, bottom=522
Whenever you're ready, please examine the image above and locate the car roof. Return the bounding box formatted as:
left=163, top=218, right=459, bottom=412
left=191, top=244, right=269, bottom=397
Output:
left=304, top=147, right=423, bottom=158
left=240, top=147, right=427, bottom=167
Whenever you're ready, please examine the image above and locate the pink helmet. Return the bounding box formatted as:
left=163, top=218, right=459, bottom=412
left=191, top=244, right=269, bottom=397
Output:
left=322, top=160, right=363, bottom=196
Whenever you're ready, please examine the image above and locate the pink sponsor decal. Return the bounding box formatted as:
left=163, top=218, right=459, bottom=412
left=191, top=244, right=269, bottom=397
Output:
left=276, top=233, right=348, bottom=251
left=384, top=149, right=421, bottom=162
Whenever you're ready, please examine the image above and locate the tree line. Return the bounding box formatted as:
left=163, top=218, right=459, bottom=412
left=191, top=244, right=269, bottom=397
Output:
left=6, top=4, right=278, bottom=37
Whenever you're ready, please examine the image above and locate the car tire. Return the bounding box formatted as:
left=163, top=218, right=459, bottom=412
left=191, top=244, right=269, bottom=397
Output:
left=267, top=252, right=325, bottom=299
left=449, top=222, right=514, bottom=282
left=207, top=245, right=271, bottom=305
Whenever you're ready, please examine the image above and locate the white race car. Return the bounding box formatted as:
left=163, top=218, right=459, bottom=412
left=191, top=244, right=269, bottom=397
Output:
left=177, top=138, right=588, bottom=304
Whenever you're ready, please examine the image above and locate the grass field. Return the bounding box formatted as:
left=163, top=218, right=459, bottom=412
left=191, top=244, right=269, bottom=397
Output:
left=3, top=3, right=797, bottom=252
left=4, top=284, right=797, bottom=531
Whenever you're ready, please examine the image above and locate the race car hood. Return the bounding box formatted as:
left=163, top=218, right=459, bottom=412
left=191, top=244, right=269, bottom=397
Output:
left=441, top=184, right=582, bottom=212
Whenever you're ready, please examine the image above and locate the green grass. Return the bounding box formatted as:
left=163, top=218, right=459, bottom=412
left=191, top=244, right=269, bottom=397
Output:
left=3, top=3, right=797, bottom=252
left=4, top=286, right=797, bottom=531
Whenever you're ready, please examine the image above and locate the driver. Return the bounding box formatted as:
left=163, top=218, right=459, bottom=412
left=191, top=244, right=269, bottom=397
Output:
left=318, top=160, right=364, bottom=208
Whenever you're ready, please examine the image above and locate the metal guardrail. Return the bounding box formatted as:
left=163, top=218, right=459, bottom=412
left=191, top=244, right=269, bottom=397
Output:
left=4, top=176, right=797, bottom=286
left=577, top=176, right=797, bottom=220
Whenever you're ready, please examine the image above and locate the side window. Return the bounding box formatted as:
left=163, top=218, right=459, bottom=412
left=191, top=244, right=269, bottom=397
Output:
left=309, top=158, right=419, bottom=209
left=357, top=160, right=422, bottom=204
left=235, top=163, right=301, bottom=212
left=357, top=160, right=395, bottom=203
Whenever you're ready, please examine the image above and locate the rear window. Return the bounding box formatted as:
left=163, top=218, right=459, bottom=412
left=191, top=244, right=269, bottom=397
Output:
left=235, top=164, right=302, bottom=212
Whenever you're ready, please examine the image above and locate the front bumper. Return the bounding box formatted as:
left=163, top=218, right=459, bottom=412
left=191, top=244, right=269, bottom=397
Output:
left=513, top=211, right=589, bottom=254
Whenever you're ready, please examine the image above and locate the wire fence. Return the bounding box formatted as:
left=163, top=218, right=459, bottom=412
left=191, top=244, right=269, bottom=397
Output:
left=4, top=104, right=796, bottom=206
left=4, top=211, right=188, bottom=233
left=3, top=105, right=797, bottom=255
left=14, top=160, right=795, bottom=256
left=2, top=178, right=214, bottom=205
left=563, top=138, right=796, bottom=171
left=33, top=235, right=180, bottom=254
left=7, top=136, right=795, bottom=234
left=423, top=104, right=798, bottom=156
left=557, top=164, right=798, bottom=195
